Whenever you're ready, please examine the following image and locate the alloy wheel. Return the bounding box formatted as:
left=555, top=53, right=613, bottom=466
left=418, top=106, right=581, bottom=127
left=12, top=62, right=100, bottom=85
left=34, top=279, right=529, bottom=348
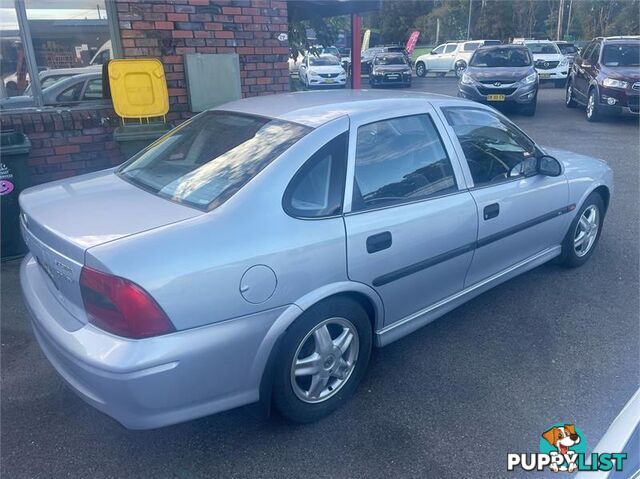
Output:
left=290, top=317, right=359, bottom=404
left=587, top=92, right=595, bottom=119
left=574, top=205, right=599, bottom=257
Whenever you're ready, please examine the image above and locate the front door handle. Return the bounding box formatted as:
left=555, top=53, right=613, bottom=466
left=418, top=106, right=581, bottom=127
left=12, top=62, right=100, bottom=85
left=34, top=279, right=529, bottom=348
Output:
left=366, top=231, right=392, bottom=254
left=484, top=203, right=500, bottom=220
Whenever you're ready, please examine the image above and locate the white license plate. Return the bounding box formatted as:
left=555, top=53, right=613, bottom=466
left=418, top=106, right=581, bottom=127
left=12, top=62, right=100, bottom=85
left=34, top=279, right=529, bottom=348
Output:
left=539, top=73, right=551, bottom=79
left=487, top=94, right=505, bottom=102
left=387, top=75, right=399, bottom=79
left=324, top=78, right=335, bottom=83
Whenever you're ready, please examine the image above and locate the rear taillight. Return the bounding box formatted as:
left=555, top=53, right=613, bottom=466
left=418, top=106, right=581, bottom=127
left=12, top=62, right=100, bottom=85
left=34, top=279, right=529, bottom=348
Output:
left=79, top=266, right=175, bottom=339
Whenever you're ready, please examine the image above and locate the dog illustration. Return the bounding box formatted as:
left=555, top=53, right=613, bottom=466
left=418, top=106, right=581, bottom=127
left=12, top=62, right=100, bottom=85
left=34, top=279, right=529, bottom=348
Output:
left=542, top=424, right=581, bottom=473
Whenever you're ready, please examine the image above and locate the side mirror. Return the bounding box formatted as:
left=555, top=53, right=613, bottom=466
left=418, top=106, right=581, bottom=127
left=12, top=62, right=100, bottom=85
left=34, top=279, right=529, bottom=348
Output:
left=430, top=50, right=437, bottom=55
left=581, top=59, right=591, bottom=68
left=538, top=155, right=562, bottom=177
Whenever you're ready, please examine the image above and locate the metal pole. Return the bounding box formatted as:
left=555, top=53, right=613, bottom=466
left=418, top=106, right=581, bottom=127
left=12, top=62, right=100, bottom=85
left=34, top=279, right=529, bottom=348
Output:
left=566, top=0, right=573, bottom=37
left=466, top=0, right=473, bottom=41
left=0, top=78, right=7, bottom=100
left=14, top=0, right=43, bottom=106
left=351, top=13, right=361, bottom=90
left=435, top=18, right=440, bottom=45
left=556, top=0, right=565, bottom=41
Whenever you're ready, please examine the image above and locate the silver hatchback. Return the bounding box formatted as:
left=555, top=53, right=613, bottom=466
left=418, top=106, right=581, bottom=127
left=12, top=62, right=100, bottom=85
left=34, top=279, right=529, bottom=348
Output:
left=20, top=90, right=613, bottom=428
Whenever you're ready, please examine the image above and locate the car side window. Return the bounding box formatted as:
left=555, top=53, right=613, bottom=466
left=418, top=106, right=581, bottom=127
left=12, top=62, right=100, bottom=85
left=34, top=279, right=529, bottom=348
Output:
left=580, top=43, right=594, bottom=62
left=443, top=108, right=538, bottom=188
left=589, top=44, right=601, bottom=64
left=445, top=44, right=457, bottom=54
left=432, top=45, right=445, bottom=54
left=351, top=114, right=458, bottom=212
left=82, top=79, right=103, bottom=100
left=56, top=83, right=82, bottom=103
left=283, top=132, right=348, bottom=218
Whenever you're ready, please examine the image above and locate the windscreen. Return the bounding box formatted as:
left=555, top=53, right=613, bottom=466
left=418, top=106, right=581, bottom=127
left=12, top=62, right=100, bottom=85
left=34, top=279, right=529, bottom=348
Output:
left=558, top=44, right=578, bottom=54
left=374, top=55, right=407, bottom=65
left=309, top=55, right=340, bottom=66
left=527, top=43, right=561, bottom=55
left=470, top=48, right=531, bottom=67
left=602, top=44, right=640, bottom=67
left=118, top=111, right=311, bottom=210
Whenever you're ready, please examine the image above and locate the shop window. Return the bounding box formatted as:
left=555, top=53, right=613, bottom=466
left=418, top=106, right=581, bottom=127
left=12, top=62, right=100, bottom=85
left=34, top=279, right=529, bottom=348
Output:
left=0, top=0, right=116, bottom=109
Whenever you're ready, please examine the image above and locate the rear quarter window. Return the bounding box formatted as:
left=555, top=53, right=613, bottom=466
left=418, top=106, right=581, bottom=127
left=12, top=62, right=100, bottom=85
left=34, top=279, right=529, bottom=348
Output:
left=118, top=111, right=311, bottom=211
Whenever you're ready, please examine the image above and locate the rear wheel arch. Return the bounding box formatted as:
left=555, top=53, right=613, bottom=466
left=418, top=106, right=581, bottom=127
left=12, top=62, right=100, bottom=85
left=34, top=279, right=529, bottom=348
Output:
left=257, top=286, right=382, bottom=412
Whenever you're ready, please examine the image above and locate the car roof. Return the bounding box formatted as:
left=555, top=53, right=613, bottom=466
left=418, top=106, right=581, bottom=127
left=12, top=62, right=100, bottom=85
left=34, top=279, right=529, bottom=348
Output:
left=478, top=44, right=528, bottom=50
left=218, top=90, right=463, bottom=128
left=600, top=36, right=640, bottom=43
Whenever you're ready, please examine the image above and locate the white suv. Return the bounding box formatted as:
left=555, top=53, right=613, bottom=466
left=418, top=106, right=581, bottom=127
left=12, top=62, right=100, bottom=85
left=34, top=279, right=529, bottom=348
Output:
left=415, top=40, right=501, bottom=78
left=515, top=40, right=569, bottom=87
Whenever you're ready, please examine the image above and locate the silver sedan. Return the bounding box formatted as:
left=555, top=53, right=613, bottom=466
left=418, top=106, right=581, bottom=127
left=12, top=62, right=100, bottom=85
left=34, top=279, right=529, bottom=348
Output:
left=19, top=90, right=613, bottom=428
left=0, top=72, right=106, bottom=109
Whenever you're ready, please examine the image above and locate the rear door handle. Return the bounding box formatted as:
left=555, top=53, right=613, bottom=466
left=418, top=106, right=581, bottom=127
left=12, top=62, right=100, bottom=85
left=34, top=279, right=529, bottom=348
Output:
left=366, top=231, right=392, bottom=254
left=483, top=203, right=500, bottom=220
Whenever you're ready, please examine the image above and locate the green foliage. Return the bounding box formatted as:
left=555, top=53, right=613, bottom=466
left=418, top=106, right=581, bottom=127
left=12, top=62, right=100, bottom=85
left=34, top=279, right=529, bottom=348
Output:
left=364, top=0, right=638, bottom=45
left=288, top=16, right=349, bottom=59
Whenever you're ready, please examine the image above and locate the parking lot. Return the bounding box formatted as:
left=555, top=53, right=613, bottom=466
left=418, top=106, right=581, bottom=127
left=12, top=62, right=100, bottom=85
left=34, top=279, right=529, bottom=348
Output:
left=1, top=78, right=638, bottom=478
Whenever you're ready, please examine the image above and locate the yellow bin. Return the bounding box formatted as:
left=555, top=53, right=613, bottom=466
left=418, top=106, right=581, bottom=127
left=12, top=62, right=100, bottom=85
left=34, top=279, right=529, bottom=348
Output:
left=108, top=58, right=169, bottom=119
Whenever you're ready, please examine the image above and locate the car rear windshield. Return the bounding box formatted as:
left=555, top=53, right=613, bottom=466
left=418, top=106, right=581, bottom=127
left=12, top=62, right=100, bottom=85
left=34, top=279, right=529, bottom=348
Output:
left=526, top=43, right=560, bottom=54
left=118, top=111, right=311, bottom=211
left=470, top=48, right=531, bottom=67
left=602, top=44, right=640, bottom=67
left=374, top=55, right=407, bottom=65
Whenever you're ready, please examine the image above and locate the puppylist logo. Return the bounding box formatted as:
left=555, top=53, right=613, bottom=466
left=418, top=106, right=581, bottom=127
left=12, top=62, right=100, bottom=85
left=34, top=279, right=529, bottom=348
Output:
left=507, top=423, right=628, bottom=473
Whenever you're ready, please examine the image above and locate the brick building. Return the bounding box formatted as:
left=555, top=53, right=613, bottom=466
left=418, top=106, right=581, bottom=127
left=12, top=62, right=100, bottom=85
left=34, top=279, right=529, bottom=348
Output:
left=1, top=0, right=291, bottom=185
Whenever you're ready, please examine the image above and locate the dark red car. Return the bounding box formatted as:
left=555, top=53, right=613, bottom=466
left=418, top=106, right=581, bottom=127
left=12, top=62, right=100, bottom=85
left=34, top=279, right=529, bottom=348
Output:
left=566, top=36, right=640, bottom=121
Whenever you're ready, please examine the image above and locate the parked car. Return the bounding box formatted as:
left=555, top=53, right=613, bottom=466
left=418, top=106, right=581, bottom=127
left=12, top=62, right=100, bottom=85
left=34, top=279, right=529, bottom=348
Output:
left=20, top=90, right=613, bottom=429
left=575, top=388, right=639, bottom=479
left=359, top=46, right=411, bottom=75
left=23, top=65, right=102, bottom=95
left=458, top=45, right=538, bottom=115
left=369, top=52, right=412, bottom=88
left=415, top=40, right=501, bottom=78
left=298, top=54, right=347, bottom=88
left=514, top=39, right=569, bottom=87
left=338, top=47, right=351, bottom=71
left=554, top=41, right=579, bottom=65
left=566, top=36, right=640, bottom=121
left=0, top=72, right=106, bottom=109
left=289, top=46, right=341, bottom=75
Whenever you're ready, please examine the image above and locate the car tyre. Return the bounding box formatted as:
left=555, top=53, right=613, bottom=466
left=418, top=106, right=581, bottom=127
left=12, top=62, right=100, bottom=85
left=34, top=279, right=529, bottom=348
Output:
left=565, top=81, right=577, bottom=108
left=586, top=88, right=601, bottom=122
left=454, top=62, right=466, bottom=79
left=272, top=297, right=372, bottom=423
left=559, top=192, right=605, bottom=268
left=415, top=61, right=426, bottom=77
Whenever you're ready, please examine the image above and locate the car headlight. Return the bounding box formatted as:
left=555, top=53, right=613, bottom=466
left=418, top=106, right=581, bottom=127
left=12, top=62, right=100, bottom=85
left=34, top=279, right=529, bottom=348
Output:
left=404, top=69, right=412, bottom=75
left=602, top=78, right=628, bottom=89
left=522, top=72, right=538, bottom=84
left=460, top=72, right=475, bottom=85
left=560, top=57, right=569, bottom=67
left=308, top=70, right=318, bottom=76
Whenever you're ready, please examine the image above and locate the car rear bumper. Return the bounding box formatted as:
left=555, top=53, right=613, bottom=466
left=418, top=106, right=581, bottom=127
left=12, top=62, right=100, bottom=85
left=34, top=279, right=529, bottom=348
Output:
left=21, top=254, right=288, bottom=429
left=535, top=66, right=568, bottom=81
left=458, top=82, right=537, bottom=105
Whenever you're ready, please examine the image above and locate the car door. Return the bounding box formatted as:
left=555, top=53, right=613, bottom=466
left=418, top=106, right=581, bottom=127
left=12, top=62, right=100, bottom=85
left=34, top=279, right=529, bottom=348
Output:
left=573, top=42, right=594, bottom=100
left=439, top=106, right=570, bottom=286
left=425, top=44, right=445, bottom=70
left=437, top=43, right=458, bottom=71
left=343, top=106, right=478, bottom=327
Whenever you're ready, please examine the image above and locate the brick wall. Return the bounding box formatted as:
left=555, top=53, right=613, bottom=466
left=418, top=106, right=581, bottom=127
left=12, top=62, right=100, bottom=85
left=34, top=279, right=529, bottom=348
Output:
left=0, top=108, right=124, bottom=185
left=115, top=0, right=291, bottom=121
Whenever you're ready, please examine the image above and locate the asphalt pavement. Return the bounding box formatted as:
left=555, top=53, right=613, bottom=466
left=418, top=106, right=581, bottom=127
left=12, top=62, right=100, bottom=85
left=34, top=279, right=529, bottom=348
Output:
left=1, top=78, right=638, bottom=479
